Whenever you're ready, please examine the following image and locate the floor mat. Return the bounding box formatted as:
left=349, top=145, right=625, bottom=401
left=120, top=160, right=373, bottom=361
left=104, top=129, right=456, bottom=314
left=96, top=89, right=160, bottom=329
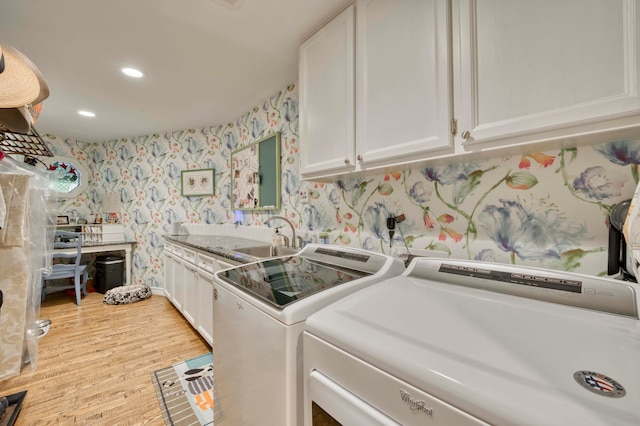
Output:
left=151, top=352, right=213, bottom=426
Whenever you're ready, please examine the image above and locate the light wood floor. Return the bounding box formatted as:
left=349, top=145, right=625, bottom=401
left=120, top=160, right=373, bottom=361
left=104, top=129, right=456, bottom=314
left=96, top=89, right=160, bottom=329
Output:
left=0, top=291, right=210, bottom=425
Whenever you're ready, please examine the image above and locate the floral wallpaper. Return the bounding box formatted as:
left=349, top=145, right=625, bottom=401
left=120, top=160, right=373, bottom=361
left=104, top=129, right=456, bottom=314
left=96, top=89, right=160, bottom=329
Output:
left=42, top=83, right=640, bottom=288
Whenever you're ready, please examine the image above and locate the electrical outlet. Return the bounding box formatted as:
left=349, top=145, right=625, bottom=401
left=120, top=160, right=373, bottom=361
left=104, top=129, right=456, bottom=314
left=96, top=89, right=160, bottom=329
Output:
left=299, top=189, right=309, bottom=203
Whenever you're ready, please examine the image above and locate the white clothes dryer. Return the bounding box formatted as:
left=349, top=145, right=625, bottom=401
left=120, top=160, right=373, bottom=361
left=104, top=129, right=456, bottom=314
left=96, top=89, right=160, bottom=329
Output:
left=303, top=257, right=640, bottom=425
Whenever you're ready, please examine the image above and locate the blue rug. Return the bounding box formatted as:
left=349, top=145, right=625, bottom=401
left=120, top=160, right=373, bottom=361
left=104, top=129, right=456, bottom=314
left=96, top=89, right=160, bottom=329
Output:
left=151, top=353, right=214, bottom=426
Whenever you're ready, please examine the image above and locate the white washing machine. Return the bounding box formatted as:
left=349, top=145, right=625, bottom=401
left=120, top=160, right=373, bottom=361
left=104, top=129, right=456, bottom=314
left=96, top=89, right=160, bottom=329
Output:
left=212, top=244, right=405, bottom=425
left=303, top=257, right=640, bottom=425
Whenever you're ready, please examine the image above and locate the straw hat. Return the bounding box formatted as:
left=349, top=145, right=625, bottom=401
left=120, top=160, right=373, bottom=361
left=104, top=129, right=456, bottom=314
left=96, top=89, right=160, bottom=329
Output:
left=0, top=44, right=50, bottom=133
left=4, top=45, right=50, bottom=106
left=0, top=45, right=40, bottom=108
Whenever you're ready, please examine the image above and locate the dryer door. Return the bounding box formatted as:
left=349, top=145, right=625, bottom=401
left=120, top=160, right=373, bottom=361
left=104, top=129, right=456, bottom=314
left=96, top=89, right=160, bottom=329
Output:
left=308, top=370, right=399, bottom=426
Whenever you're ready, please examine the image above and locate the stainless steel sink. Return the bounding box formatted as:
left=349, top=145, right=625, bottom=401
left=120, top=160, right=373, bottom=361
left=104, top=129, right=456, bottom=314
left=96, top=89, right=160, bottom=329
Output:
left=233, top=245, right=300, bottom=258
left=233, top=245, right=272, bottom=258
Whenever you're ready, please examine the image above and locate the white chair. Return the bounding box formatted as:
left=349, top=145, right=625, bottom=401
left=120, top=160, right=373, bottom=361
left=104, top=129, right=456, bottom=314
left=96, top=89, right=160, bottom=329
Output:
left=42, top=231, right=89, bottom=305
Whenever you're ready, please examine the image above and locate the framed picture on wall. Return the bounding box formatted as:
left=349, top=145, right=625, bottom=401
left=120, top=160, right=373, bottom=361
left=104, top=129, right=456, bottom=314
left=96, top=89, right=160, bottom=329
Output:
left=181, top=168, right=215, bottom=197
left=57, top=215, right=70, bottom=225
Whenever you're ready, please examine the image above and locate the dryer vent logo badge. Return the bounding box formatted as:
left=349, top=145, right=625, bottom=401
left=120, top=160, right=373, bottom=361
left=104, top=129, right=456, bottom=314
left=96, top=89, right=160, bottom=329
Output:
left=573, top=371, right=626, bottom=398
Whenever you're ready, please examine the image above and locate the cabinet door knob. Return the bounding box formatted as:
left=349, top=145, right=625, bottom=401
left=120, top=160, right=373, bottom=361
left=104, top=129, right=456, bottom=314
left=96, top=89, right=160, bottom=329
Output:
left=357, top=155, right=363, bottom=162
left=461, top=131, right=471, bottom=140
left=344, top=158, right=350, bottom=164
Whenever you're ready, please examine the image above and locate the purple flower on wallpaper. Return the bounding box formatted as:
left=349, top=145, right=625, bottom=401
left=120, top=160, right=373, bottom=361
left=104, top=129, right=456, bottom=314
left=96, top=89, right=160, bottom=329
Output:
left=474, top=249, right=500, bottom=262
left=184, top=136, right=203, bottom=155
left=250, top=117, right=265, bottom=139
left=118, top=187, right=133, bottom=204
left=335, top=178, right=364, bottom=191
left=89, top=189, right=101, bottom=206
left=222, top=131, right=238, bottom=151
left=283, top=97, right=298, bottom=123
left=164, top=209, right=181, bottom=225
left=328, top=188, right=341, bottom=206
left=479, top=199, right=586, bottom=262
left=595, top=140, right=640, bottom=165
left=221, top=183, right=231, bottom=201
left=201, top=159, right=215, bottom=170
left=149, top=186, right=165, bottom=203
left=133, top=164, right=149, bottom=183
left=572, top=166, right=627, bottom=200
left=409, top=181, right=432, bottom=204
left=419, top=162, right=483, bottom=185
left=148, top=231, right=163, bottom=249
left=282, top=169, right=300, bottom=197
left=104, top=168, right=118, bottom=184
left=133, top=208, right=151, bottom=225
left=118, top=144, right=135, bottom=162
left=362, top=236, right=378, bottom=252
left=146, top=276, right=161, bottom=288
left=420, top=162, right=487, bottom=206
left=150, top=141, right=166, bottom=158
left=89, top=149, right=104, bottom=164
left=335, top=178, right=370, bottom=206
left=133, top=252, right=149, bottom=271
left=166, top=162, right=181, bottom=180
left=203, top=208, right=224, bottom=224
left=302, top=204, right=330, bottom=232
left=363, top=202, right=392, bottom=240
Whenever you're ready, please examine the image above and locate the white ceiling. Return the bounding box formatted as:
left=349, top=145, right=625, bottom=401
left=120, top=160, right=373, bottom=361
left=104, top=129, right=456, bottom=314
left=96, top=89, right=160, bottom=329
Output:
left=0, top=0, right=349, bottom=142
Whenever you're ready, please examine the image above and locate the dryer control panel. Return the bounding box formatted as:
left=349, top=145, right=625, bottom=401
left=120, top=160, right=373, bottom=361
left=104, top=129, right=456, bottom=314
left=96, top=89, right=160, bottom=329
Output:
left=408, top=258, right=638, bottom=318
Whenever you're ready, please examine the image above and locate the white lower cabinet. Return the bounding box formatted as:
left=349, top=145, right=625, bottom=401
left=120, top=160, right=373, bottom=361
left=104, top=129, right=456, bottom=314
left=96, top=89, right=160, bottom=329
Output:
left=163, top=243, right=233, bottom=346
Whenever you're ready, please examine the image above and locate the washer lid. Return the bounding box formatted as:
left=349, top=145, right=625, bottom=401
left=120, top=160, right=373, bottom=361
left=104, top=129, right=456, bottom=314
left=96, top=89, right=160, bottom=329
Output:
left=305, top=271, right=640, bottom=425
left=217, top=255, right=368, bottom=309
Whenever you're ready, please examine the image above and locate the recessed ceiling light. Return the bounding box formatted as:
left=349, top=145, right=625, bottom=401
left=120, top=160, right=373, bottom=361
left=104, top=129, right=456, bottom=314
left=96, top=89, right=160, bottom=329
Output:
left=121, top=67, right=144, bottom=78
left=78, top=110, right=95, bottom=117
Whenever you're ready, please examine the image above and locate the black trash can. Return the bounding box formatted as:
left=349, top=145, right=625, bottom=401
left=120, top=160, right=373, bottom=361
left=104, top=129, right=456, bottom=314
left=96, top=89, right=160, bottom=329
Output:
left=95, top=255, right=124, bottom=293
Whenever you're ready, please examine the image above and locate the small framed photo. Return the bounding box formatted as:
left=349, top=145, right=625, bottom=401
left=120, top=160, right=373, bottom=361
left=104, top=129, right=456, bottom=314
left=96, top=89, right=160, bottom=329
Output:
left=57, top=215, right=70, bottom=225
left=181, top=168, right=215, bottom=197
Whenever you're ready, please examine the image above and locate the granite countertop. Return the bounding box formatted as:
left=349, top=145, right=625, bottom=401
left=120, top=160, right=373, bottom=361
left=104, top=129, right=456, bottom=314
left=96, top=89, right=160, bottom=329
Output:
left=164, top=234, right=270, bottom=264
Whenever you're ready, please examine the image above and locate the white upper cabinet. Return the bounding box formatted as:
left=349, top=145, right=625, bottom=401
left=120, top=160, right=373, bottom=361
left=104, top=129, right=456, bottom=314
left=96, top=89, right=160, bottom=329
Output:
left=300, top=0, right=640, bottom=180
left=454, top=0, right=640, bottom=147
left=300, top=1, right=452, bottom=180
left=356, top=0, right=453, bottom=168
left=299, top=5, right=356, bottom=177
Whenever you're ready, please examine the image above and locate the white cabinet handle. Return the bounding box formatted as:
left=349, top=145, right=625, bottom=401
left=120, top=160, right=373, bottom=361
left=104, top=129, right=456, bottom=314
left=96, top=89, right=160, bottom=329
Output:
left=461, top=131, right=471, bottom=140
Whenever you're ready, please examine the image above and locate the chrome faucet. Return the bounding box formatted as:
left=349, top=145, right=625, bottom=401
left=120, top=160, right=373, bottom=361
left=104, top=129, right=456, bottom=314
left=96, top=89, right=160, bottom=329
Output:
left=264, top=216, right=298, bottom=249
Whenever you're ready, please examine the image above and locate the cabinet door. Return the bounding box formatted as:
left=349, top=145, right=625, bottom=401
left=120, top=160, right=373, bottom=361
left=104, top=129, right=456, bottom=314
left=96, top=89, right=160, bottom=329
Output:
left=455, top=0, right=640, bottom=146
left=163, top=252, right=175, bottom=300
left=197, top=269, right=214, bottom=346
left=182, top=262, right=198, bottom=326
left=171, top=255, right=183, bottom=310
left=357, top=0, right=453, bottom=168
left=300, top=5, right=356, bottom=178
